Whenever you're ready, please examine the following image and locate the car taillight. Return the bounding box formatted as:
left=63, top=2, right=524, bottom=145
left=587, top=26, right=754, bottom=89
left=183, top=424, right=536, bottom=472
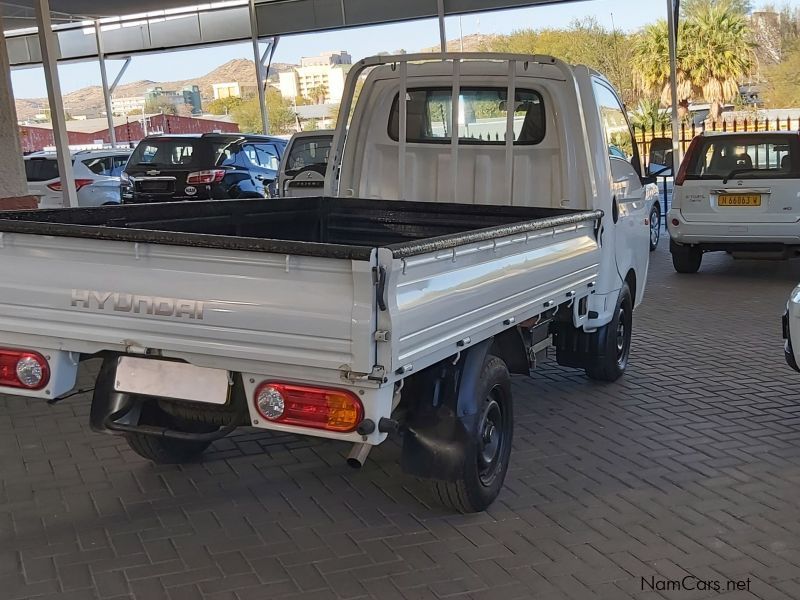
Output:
left=47, top=178, right=94, bottom=191
left=674, top=136, right=702, bottom=186
left=254, top=382, right=364, bottom=433
left=186, top=169, right=225, bottom=184
left=0, top=349, right=50, bottom=390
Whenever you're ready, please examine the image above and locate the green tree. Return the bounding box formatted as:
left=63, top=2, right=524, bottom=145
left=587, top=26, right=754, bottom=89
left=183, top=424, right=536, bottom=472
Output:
left=307, top=84, right=328, bottom=104
left=629, top=97, right=672, bottom=131
left=230, top=88, right=296, bottom=135
left=631, top=3, right=754, bottom=121
left=488, top=18, right=636, bottom=104
left=762, top=43, right=800, bottom=107
left=205, top=96, right=244, bottom=115
left=144, top=98, right=178, bottom=115
left=682, top=0, right=751, bottom=17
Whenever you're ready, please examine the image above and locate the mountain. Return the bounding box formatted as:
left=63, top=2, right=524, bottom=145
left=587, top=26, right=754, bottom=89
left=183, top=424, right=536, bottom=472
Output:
left=15, top=58, right=296, bottom=121
left=420, top=33, right=499, bottom=53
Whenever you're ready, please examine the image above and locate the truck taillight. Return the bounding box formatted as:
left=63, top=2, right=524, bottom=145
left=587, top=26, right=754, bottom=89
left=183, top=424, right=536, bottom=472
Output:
left=674, top=136, right=702, bottom=187
left=254, top=382, right=364, bottom=433
left=0, top=349, right=50, bottom=390
left=186, top=169, right=225, bottom=184
left=47, top=179, right=94, bottom=191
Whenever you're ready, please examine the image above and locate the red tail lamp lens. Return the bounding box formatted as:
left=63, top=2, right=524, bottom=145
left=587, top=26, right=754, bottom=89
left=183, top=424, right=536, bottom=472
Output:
left=186, top=169, right=225, bottom=184
left=671, top=218, right=680, bottom=226
left=254, top=382, right=364, bottom=433
left=0, top=349, right=50, bottom=390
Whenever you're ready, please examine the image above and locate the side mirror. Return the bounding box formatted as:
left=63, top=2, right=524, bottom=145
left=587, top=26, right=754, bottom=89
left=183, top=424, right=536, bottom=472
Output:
left=647, top=137, right=674, bottom=177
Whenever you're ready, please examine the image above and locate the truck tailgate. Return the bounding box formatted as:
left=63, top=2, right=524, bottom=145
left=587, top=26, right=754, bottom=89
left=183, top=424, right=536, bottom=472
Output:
left=0, top=233, right=376, bottom=376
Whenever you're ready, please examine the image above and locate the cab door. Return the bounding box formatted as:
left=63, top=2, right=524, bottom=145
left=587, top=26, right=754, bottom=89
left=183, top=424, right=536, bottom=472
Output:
left=593, top=80, right=650, bottom=295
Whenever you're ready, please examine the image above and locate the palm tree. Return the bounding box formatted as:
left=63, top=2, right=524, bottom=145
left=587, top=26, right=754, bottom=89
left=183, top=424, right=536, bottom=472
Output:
left=631, top=3, right=754, bottom=121
left=632, top=21, right=695, bottom=118
left=682, top=3, right=754, bottom=120
left=629, top=97, right=672, bottom=131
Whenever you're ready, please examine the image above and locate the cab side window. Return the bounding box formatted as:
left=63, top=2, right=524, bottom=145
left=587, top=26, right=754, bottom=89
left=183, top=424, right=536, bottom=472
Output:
left=593, top=81, right=640, bottom=174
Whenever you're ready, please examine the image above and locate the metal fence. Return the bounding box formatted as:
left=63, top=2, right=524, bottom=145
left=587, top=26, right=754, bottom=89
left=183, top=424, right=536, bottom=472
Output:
left=635, top=116, right=800, bottom=170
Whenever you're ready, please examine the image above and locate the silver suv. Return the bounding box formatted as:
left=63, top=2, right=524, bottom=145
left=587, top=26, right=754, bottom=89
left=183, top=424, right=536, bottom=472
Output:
left=24, top=149, right=132, bottom=208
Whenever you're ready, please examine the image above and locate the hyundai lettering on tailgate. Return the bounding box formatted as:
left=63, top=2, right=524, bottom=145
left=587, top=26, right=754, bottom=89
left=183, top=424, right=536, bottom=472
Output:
left=70, top=289, right=205, bottom=320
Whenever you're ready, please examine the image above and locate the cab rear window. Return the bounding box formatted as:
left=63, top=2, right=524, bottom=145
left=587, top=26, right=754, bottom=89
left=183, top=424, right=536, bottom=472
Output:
left=388, top=87, right=545, bottom=145
left=687, top=134, right=799, bottom=179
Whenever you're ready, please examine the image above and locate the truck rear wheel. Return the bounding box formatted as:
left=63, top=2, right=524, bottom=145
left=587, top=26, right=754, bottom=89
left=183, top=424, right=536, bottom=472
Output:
left=671, top=242, right=702, bottom=273
left=431, top=354, right=513, bottom=513
left=125, top=404, right=215, bottom=464
left=585, top=283, right=632, bottom=382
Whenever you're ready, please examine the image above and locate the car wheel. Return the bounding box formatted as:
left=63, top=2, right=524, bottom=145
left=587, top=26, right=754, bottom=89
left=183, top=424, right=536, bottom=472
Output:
left=585, top=283, right=633, bottom=382
left=649, top=204, right=661, bottom=251
left=671, top=240, right=702, bottom=273
left=429, top=354, right=513, bottom=513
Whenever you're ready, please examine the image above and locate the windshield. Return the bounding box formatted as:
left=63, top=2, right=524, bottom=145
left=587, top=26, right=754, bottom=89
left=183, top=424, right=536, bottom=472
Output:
left=687, top=134, right=799, bottom=179
left=130, top=139, right=238, bottom=168
left=286, top=136, right=332, bottom=174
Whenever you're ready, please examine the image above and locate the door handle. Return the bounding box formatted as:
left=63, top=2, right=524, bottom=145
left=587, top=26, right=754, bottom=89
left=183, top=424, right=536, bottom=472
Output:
left=612, top=196, right=619, bottom=224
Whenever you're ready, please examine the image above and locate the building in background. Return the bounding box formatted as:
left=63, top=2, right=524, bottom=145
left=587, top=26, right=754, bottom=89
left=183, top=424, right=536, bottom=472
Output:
left=110, top=96, right=146, bottom=115
left=19, top=114, right=239, bottom=153
left=112, top=86, right=202, bottom=116
left=212, top=82, right=259, bottom=100
left=278, top=51, right=352, bottom=104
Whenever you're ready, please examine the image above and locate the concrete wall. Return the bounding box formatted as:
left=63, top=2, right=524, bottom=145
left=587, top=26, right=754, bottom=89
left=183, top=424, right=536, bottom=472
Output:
left=0, top=14, right=28, bottom=199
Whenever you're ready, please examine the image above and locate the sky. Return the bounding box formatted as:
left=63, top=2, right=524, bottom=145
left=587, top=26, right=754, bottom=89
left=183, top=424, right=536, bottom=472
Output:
left=9, top=0, right=796, bottom=99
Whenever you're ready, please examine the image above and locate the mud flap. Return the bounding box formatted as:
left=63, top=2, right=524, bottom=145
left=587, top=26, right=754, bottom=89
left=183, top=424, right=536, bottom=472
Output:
left=400, top=339, right=492, bottom=481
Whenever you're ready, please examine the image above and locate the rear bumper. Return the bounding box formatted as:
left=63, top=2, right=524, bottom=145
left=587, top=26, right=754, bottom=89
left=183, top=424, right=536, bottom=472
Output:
left=668, top=209, right=800, bottom=247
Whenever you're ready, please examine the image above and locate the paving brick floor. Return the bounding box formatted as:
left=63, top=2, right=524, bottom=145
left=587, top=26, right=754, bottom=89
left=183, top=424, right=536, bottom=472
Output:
left=1, top=242, right=800, bottom=600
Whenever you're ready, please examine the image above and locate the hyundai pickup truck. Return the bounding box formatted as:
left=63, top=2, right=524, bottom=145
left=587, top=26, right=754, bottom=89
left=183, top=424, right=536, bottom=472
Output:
left=0, top=53, right=655, bottom=512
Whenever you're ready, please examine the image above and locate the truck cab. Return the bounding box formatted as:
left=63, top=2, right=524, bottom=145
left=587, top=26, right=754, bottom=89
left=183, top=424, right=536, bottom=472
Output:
left=329, top=54, right=655, bottom=322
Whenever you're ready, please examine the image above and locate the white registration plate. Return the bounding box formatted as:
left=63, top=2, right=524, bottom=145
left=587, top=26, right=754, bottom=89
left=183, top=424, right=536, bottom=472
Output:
left=114, top=357, right=230, bottom=404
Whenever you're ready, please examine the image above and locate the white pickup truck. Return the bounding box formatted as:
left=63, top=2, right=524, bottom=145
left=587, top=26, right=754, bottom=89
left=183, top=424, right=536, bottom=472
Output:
left=0, top=54, right=655, bottom=512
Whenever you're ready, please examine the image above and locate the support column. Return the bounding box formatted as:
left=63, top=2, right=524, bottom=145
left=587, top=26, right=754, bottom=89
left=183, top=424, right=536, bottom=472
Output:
left=249, top=0, right=269, bottom=134
left=95, top=20, right=116, bottom=147
left=36, top=0, right=78, bottom=208
left=437, top=0, right=447, bottom=54
left=0, top=12, right=29, bottom=202
left=666, top=0, right=681, bottom=168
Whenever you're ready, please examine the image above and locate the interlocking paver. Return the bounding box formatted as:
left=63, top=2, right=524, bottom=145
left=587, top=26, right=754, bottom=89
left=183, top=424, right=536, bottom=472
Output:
left=2, top=243, right=800, bottom=599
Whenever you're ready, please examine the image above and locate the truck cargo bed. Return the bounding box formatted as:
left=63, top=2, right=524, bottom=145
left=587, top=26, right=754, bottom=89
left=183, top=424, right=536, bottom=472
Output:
left=0, top=197, right=601, bottom=260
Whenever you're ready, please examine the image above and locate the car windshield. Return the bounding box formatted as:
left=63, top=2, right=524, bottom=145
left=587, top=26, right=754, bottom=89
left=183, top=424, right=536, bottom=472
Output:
left=24, top=158, right=59, bottom=181
left=286, top=136, right=332, bottom=174
left=687, top=134, right=798, bottom=179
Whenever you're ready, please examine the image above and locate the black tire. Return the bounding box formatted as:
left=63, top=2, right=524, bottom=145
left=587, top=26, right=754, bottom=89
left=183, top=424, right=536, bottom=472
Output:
left=649, top=204, right=661, bottom=251
left=671, top=242, right=702, bottom=273
left=125, top=403, right=213, bottom=464
left=431, top=354, right=513, bottom=513
left=586, top=283, right=633, bottom=382
left=158, top=398, right=242, bottom=426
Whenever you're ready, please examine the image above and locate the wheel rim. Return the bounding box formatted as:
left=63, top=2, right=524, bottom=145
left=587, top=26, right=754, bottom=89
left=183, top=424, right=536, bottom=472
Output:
left=650, top=209, right=660, bottom=246
left=615, top=306, right=631, bottom=368
left=477, top=388, right=506, bottom=487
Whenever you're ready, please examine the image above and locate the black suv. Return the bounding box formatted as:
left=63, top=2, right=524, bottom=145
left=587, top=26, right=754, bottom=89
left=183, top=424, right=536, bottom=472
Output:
left=121, top=133, right=287, bottom=203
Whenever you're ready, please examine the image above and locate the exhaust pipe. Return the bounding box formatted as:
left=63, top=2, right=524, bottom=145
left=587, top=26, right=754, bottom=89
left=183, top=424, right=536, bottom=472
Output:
left=346, top=443, right=372, bottom=469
